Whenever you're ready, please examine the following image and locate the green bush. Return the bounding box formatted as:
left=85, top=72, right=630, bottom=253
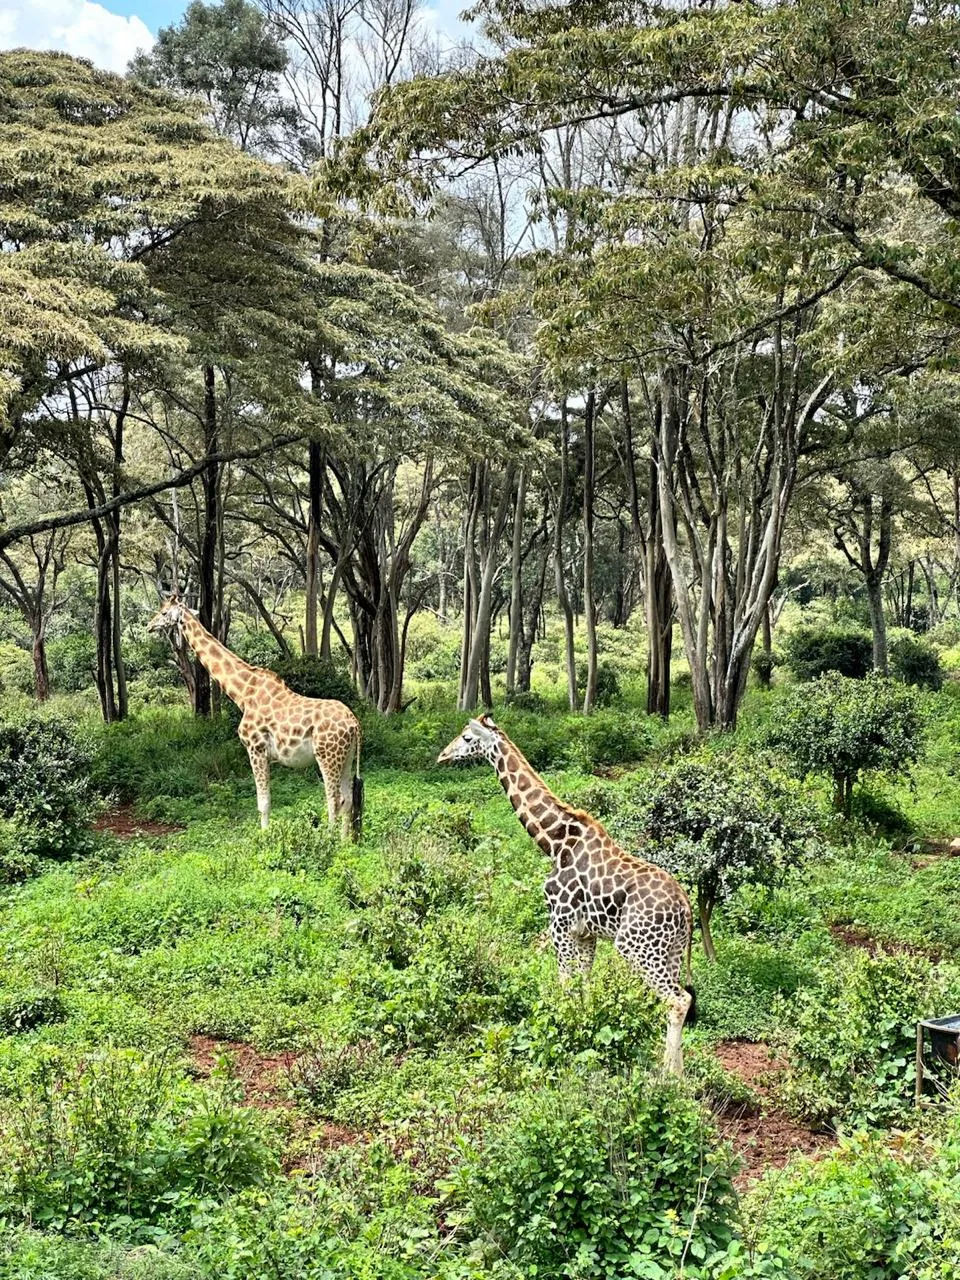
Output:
left=90, top=709, right=244, bottom=804
left=890, top=634, right=943, bottom=690
left=451, top=1071, right=736, bottom=1279
left=271, top=654, right=359, bottom=708
left=577, top=660, right=621, bottom=708
left=0, top=712, right=95, bottom=862
left=745, top=1117, right=960, bottom=1279
left=232, top=631, right=285, bottom=668
left=46, top=631, right=97, bottom=693
left=776, top=952, right=957, bottom=1127
left=0, top=1049, right=276, bottom=1233
left=784, top=624, right=872, bottom=681
left=764, top=672, right=926, bottom=815
left=608, top=758, right=820, bottom=958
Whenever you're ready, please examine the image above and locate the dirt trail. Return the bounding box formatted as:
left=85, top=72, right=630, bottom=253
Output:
left=94, top=806, right=183, bottom=839
left=714, top=1040, right=834, bottom=1190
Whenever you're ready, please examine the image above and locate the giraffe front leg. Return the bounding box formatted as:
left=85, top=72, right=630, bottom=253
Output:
left=247, top=748, right=271, bottom=829
left=318, top=756, right=341, bottom=833
left=576, top=933, right=597, bottom=979
left=550, top=914, right=580, bottom=986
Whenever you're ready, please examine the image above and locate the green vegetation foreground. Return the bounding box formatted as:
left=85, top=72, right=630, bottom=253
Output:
left=0, top=675, right=959, bottom=1278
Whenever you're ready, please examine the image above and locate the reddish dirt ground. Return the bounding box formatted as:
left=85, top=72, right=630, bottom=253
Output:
left=828, top=921, right=942, bottom=961
left=188, top=1036, right=357, bottom=1166
left=714, top=1040, right=834, bottom=1189
left=94, top=806, right=183, bottom=839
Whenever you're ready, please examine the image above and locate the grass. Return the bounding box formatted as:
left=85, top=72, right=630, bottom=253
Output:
left=1, top=664, right=959, bottom=1277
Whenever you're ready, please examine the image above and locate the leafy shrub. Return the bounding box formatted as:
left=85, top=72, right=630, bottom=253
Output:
left=577, top=660, right=621, bottom=708
left=46, top=631, right=97, bottom=692
left=0, top=816, right=42, bottom=883
left=451, top=1071, right=736, bottom=1279
left=764, top=673, right=926, bottom=815
left=776, top=952, right=957, bottom=1127
left=0, top=989, right=66, bottom=1034
left=90, top=709, right=244, bottom=804
left=0, top=639, right=33, bottom=695
left=0, top=1049, right=276, bottom=1232
left=745, top=1117, right=960, bottom=1279
left=784, top=624, right=872, bottom=681
left=890, top=634, right=943, bottom=690
left=122, top=634, right=179, bottom=685
left=271, top=655, right=358, bottom=707
left=0, top=712, right=95, bottom=862
left=502, top=963, right=661, bottom=1077
left=609, top=758, right=820, bottom=959
left=750, top=646, right=783, bottom=688
left=232, top=631, right=285, bottom=668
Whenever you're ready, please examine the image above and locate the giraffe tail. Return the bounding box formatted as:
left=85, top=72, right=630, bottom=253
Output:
left=350, top=730, right=364, bottom=841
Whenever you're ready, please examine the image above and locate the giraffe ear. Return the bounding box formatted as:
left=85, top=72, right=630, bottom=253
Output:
left=478, top=714, right=498, bottom=731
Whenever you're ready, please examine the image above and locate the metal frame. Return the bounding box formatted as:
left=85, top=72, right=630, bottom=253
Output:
left=915, top=1015, right=960, bottom=1107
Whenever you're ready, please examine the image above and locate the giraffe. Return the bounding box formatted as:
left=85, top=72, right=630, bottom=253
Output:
left=147, top=595, right=363, bottom=837
left=438, top=714, right=695, bottom=1073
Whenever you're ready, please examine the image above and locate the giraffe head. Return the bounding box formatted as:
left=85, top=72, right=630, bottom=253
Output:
left=437, top=715, right=501, bottom=765
left=146, top=595, right=189, bottom=637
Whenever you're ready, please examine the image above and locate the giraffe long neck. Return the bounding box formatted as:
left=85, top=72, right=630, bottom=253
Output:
left=491, top=735, right=576, bottom=855
left=181, top=613, right=259, bottom=709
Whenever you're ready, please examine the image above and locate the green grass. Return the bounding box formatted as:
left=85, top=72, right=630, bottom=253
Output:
left=2, top=672, right=960, bottom=1277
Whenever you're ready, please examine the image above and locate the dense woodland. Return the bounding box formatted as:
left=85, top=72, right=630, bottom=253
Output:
left=3, top=2, right=960, bottom=1278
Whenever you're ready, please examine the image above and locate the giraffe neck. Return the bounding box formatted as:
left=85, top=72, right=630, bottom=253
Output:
left=490, top=734, right=576, bottom=855
left=180, top=612, right=260, bottom=709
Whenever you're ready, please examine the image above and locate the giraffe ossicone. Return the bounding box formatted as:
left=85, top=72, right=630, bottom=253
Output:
left=147, top=595, right=363, bottom=838
left=438, top=713, right=695, bottom=1074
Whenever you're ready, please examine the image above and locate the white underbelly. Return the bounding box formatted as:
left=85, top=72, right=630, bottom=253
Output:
left=270, top=737, right=316, bottom=769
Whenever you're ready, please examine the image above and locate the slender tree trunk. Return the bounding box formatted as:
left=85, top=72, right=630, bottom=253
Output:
left=461, top=465, right=515, bottom=710
left=698, top=888, right=717, bottom=962
left=32, top=626, right=50, bottom=702
left=506, top=467, right=526, bottom=697
left=554, top=403, right=578, bottom=711
left=866, top=578, right=889, bottom=674
left=196, top=365, right=218, bottom=717
left=582, top=390, right=598, bottom=715
left=304, top=438, right=324, bottom=656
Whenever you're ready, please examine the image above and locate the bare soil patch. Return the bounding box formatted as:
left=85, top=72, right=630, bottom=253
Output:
left=188, top=1036, right=359, bottom=1168
left=94, top=806, right=183, bottom=839
left=714, top=1040, right=834, bottom=1190
left=828, top=921, right=941, bottom=961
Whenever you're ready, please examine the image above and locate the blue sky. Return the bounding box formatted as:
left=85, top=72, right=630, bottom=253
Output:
left=0, top=1, right=470, bottom=74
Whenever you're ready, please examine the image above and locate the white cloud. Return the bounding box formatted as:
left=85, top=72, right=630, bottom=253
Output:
left=0, top=1, right=154, bottom=74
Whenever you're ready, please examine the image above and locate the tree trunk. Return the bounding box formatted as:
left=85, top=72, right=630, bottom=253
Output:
left=506, top=467, right=526, bottom=697
left=866, top=577, right=889, bottom=674
left=304, top=439, right=324, bottom=656
left=698, top=887, right=717, bottom=962
left=582, top=390, right=598, bottom=715
left=461, top=464, right=515, bottom=710
left=196, top=365, right=218, bottom=717
left=32, top=628, right=50, bottom=702
left=554, top=403, right=578, bottom=711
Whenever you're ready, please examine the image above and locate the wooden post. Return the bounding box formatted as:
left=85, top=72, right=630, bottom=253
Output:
left=915, top=1023, right=924, bottom=1108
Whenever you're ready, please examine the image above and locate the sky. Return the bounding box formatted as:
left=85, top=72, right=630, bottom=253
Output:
left=0, top=0, right=469, bottom=74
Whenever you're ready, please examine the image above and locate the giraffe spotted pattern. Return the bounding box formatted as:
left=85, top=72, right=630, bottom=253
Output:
left=439, top=714, right=694, bottom=1073
left=147, top=596, right=362, bottom=837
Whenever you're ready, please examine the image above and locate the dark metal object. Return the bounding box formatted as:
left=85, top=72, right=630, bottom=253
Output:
left=915, top=1015, right=960, bottom=1105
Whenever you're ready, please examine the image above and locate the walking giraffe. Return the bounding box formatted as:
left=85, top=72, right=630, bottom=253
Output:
left=147, top=596, right=363, bottom=837
left=438, top=714, right=694, bottom=1073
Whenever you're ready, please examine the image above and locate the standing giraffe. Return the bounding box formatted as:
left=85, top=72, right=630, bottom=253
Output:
left=147, top=596, right=363, bottom=837
left=438, top=715, right=694, bottom=1073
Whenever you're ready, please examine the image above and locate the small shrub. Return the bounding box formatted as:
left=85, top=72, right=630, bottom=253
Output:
left=232, top=631, right=285, bottom=668
left=776, top=952, right=956, bottom=1127
left=577, top=660, right=621, bottom=708
left=0, top=989, right=66, bottom=1035
left=745, top=1118, right=960, bottom=1279
left=609, top=758, right=820, bottom=959
left=764, top=673, right=926, bottom=815
left=784, top=624, right=872, bottom=681
left=46, top=631, right=97, bottom=692
left=271, top=655, right=358, bottom=707
left=0, top=713, right=95, bottom=862
left=890, top=633, right=943, bottom=690
left=750, top=646, right=783, bottom=688
left=0, top=1049, right=277, bottom=1232
left=451, top=1070, right=736, bottom=1279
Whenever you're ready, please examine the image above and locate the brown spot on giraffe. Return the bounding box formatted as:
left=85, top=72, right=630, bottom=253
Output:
left=437, top=714, right=694, bottom=1074
left=147, top=596, right=363, bottom=838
